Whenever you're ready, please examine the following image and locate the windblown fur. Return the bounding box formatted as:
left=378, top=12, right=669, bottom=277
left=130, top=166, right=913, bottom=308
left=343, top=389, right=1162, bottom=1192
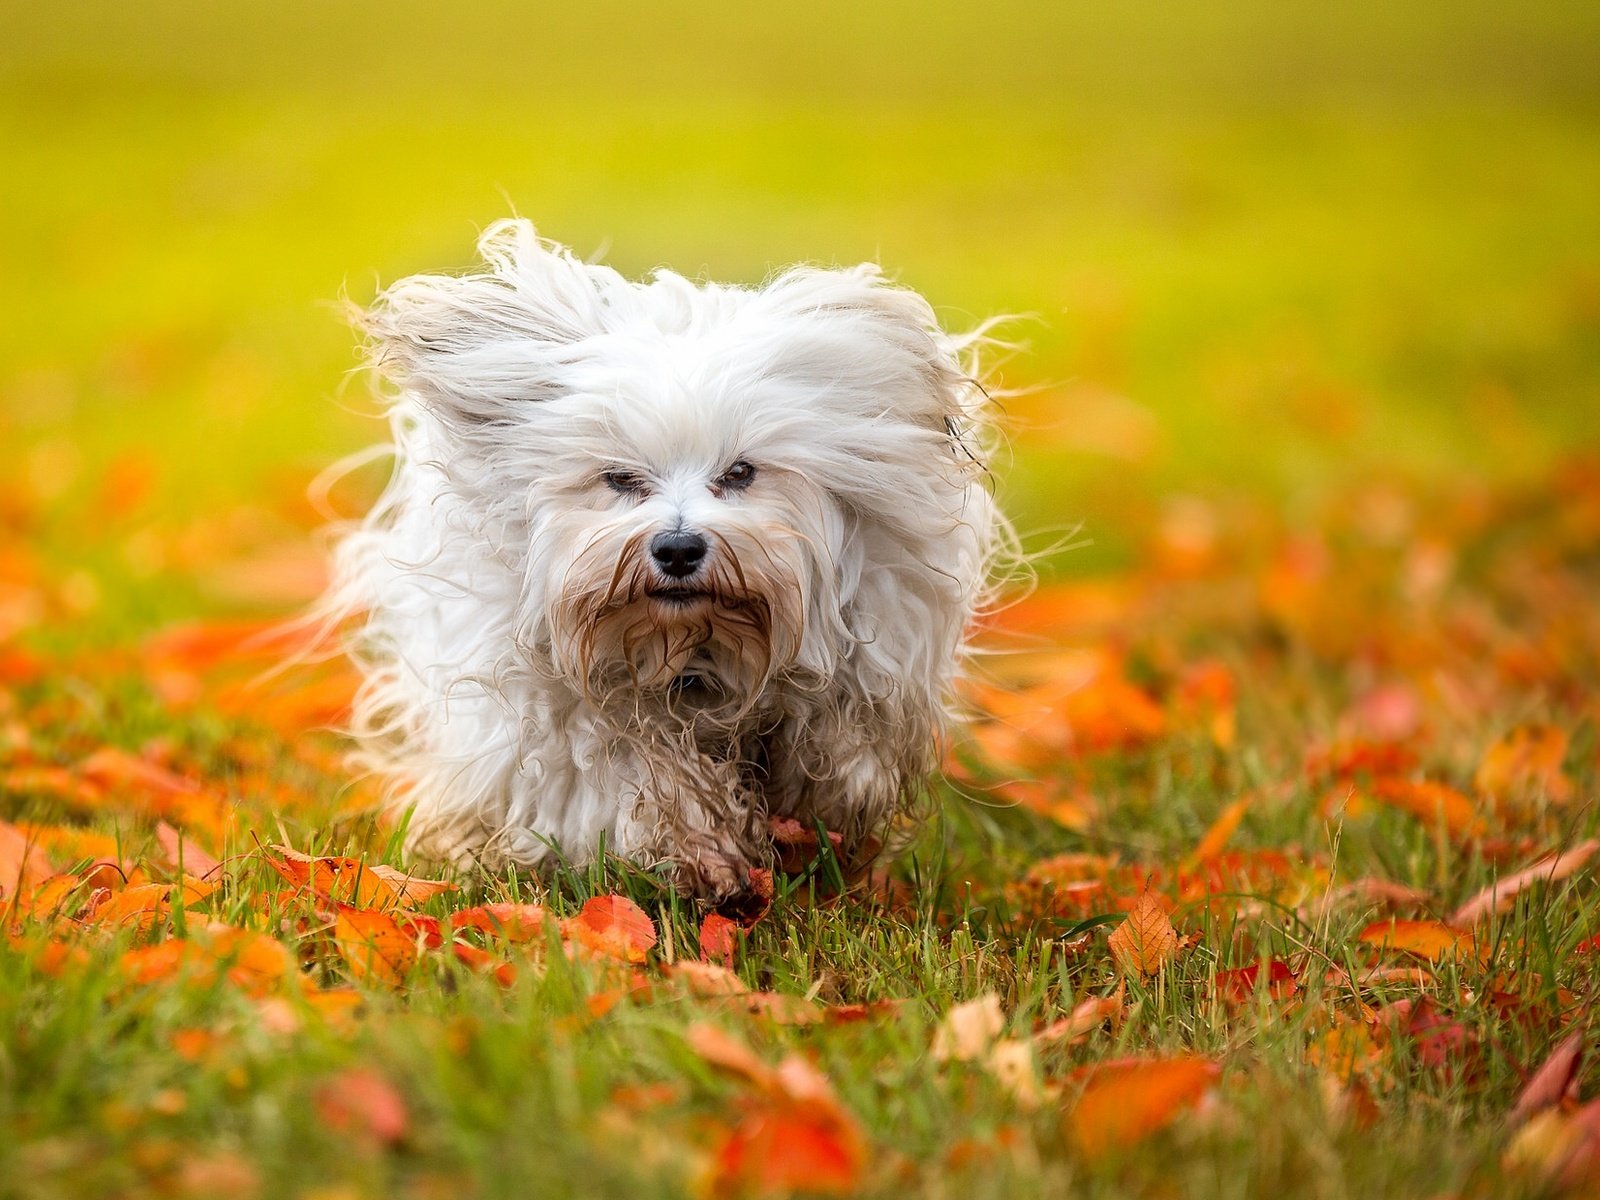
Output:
left=324, top=219, right=1005, bottom=902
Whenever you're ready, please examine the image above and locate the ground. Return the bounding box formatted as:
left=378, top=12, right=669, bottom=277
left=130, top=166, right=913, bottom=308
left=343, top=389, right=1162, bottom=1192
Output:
left=2, top=4, right=1600, bottom=1198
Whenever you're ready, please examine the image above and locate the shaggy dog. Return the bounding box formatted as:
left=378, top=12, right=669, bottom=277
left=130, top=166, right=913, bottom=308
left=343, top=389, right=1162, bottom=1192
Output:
left=325, top=220, right=1005, bottom=904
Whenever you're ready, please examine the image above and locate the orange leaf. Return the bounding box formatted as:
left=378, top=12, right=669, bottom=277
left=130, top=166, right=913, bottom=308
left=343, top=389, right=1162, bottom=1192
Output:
left=119, top=927, right=291, bottom=997
left=267, top=845, right=390, bottom=906
left=1108, top=890, right=1179, bottom=977
left=366, top=863, right=457, bottom=905
left=713, top=1103, right=866, bottom=1195
left=1035, top=994, right=1125, bottom=1047
left=1451, top=840, right=1598, bottom=927
left=89, top=883, right=175, bottom=931
left=687, top=1023, right=776, bottom=1090
left=1368, top=778, right=1483, bottom=838
left=0, top=819, right=52, bottom=900
left=736, top=992, right=825, bottom=1026
left=155, top=821, right=221, bottom=879
left=1357, top=919, right=1472, bottom=963
left=449, top=902, right=551, bottom=942
left=1476, top=724, right=1572, bottom=804
left=1213, top=960, right=1298, bottom=1005
left=449, top=941, right=518, bottom=987
left=1066, top=1056, right=1220, bottom=1159
left=1188, top=797, right=1250, bottom=865
left=562, top=895, right=657, bottom=962
left=332, top=907, right=421, bottom=987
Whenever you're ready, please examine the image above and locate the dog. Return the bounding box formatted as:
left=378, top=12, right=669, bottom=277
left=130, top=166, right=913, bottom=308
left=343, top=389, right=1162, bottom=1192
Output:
left=325, top=219, right=1005, bottom=905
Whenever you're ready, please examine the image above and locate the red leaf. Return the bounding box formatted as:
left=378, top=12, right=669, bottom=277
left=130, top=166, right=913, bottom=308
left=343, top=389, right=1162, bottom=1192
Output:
left=314, top=1069, right=408, bottom=1145
left=699, top=912, right=739, bottom=963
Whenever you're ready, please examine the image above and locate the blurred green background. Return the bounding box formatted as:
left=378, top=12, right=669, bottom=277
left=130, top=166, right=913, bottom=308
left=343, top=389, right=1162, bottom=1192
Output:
left=3, top=1, right=1598, bottom=622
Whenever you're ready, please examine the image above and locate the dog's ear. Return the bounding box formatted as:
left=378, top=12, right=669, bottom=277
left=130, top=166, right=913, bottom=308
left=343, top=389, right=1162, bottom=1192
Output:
left=759, top=264, right=993, bottom=459
left=358, top=219, right=609, bottom=428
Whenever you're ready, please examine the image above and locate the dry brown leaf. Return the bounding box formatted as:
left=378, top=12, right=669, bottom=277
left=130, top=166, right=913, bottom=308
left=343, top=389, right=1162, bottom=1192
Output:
left=1451, top=840, right=1598, bottom=926
left=1108, top=890, right=1178, bottom=976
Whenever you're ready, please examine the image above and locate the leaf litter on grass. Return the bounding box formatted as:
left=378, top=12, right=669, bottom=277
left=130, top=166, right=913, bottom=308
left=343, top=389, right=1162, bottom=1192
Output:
left=2, top=443, right=1600, bottom=1195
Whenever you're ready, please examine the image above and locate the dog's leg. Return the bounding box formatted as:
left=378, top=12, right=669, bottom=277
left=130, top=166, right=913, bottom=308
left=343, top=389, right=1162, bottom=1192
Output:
left=615, top=737, right=770, bottom=906
left=762, top=702, right=921, bottom=874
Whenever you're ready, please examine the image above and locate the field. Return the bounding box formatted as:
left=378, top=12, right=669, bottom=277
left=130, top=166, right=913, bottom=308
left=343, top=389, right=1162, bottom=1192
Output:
left=3, top=3, right=1600, bottom=1197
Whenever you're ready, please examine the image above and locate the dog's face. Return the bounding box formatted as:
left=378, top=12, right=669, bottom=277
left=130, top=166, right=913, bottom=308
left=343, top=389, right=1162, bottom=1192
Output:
left=362, top=221, right=992, bottom=728
left=530, top=372, right=829, bottom=713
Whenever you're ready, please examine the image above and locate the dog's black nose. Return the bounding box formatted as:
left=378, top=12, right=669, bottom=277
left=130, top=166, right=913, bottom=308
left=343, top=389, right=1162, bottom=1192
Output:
left=650, top=530, right=708, bottom=578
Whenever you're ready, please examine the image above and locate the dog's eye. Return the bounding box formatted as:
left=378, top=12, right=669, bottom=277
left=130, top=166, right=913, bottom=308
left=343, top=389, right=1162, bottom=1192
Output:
left=717, top=461, right=756, bottom=491
left=603, top=470, right=647, bottom=496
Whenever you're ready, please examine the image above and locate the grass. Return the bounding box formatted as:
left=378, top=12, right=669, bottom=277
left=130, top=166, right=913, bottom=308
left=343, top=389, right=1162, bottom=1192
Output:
left=3, top=2, right=1600, bottom=1197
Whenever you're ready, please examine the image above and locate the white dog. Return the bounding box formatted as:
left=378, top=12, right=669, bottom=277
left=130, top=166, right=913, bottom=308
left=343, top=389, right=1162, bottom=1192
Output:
left=326, top=220, right=1005, bottom=904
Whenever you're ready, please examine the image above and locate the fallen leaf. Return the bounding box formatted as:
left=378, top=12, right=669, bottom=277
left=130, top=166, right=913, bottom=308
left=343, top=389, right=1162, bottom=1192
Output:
left=367, top=864, right=457, bottom=905
left=933, top=994, right=1005, bottom=1062
left=712, top=1095, right=866, bottom=1196
left=699, top=912, right=739, bottom=964
left=88, top=883, right=178, bottom=931
left=0, top=819, right=52, bottom=900
left=446, top=940, right=517, bottom=986
left=665, top=960, right=748, bottom=997
left=1505, top=1100, right=1600, bottom=1190
left=1511, top=1028, right=1587, bottom=1127
left=688, top=1023, right=777, bottom=1090
left=737, top=992, right=825, bottom=1026
left=1213, top=960, right=1299, bottom=1005
left=449, top=902, right=551, bottom=942
left=1108, top=890, right=1179, bottom=977
left=1188, top=797, right=1250, bottom=865
left=1368, top=777, right=1483, bottom=838
left=314, top=1068, right=408, bottom=1145
left=332, top=906, right=421, bottom=987
left=1065, top=1057, right=1220, bottom=1159
left=1476, top=724, right=1572, bottom=805
left=1358, top=919, right=1473, bottom=963
left=155, top=822, right=221, bottom=879
left=1451, top=840, right=1598, bottom=926
left=562, top=895, right=657, bottom=962
left=1034, top=993, right=1125, bottom=1046
left=266, top=845, right=428, bottom=909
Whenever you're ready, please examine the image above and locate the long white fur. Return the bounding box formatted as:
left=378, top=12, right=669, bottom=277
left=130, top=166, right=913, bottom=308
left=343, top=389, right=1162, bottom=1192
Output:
left=324, top=219, right=1005, bottom=900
